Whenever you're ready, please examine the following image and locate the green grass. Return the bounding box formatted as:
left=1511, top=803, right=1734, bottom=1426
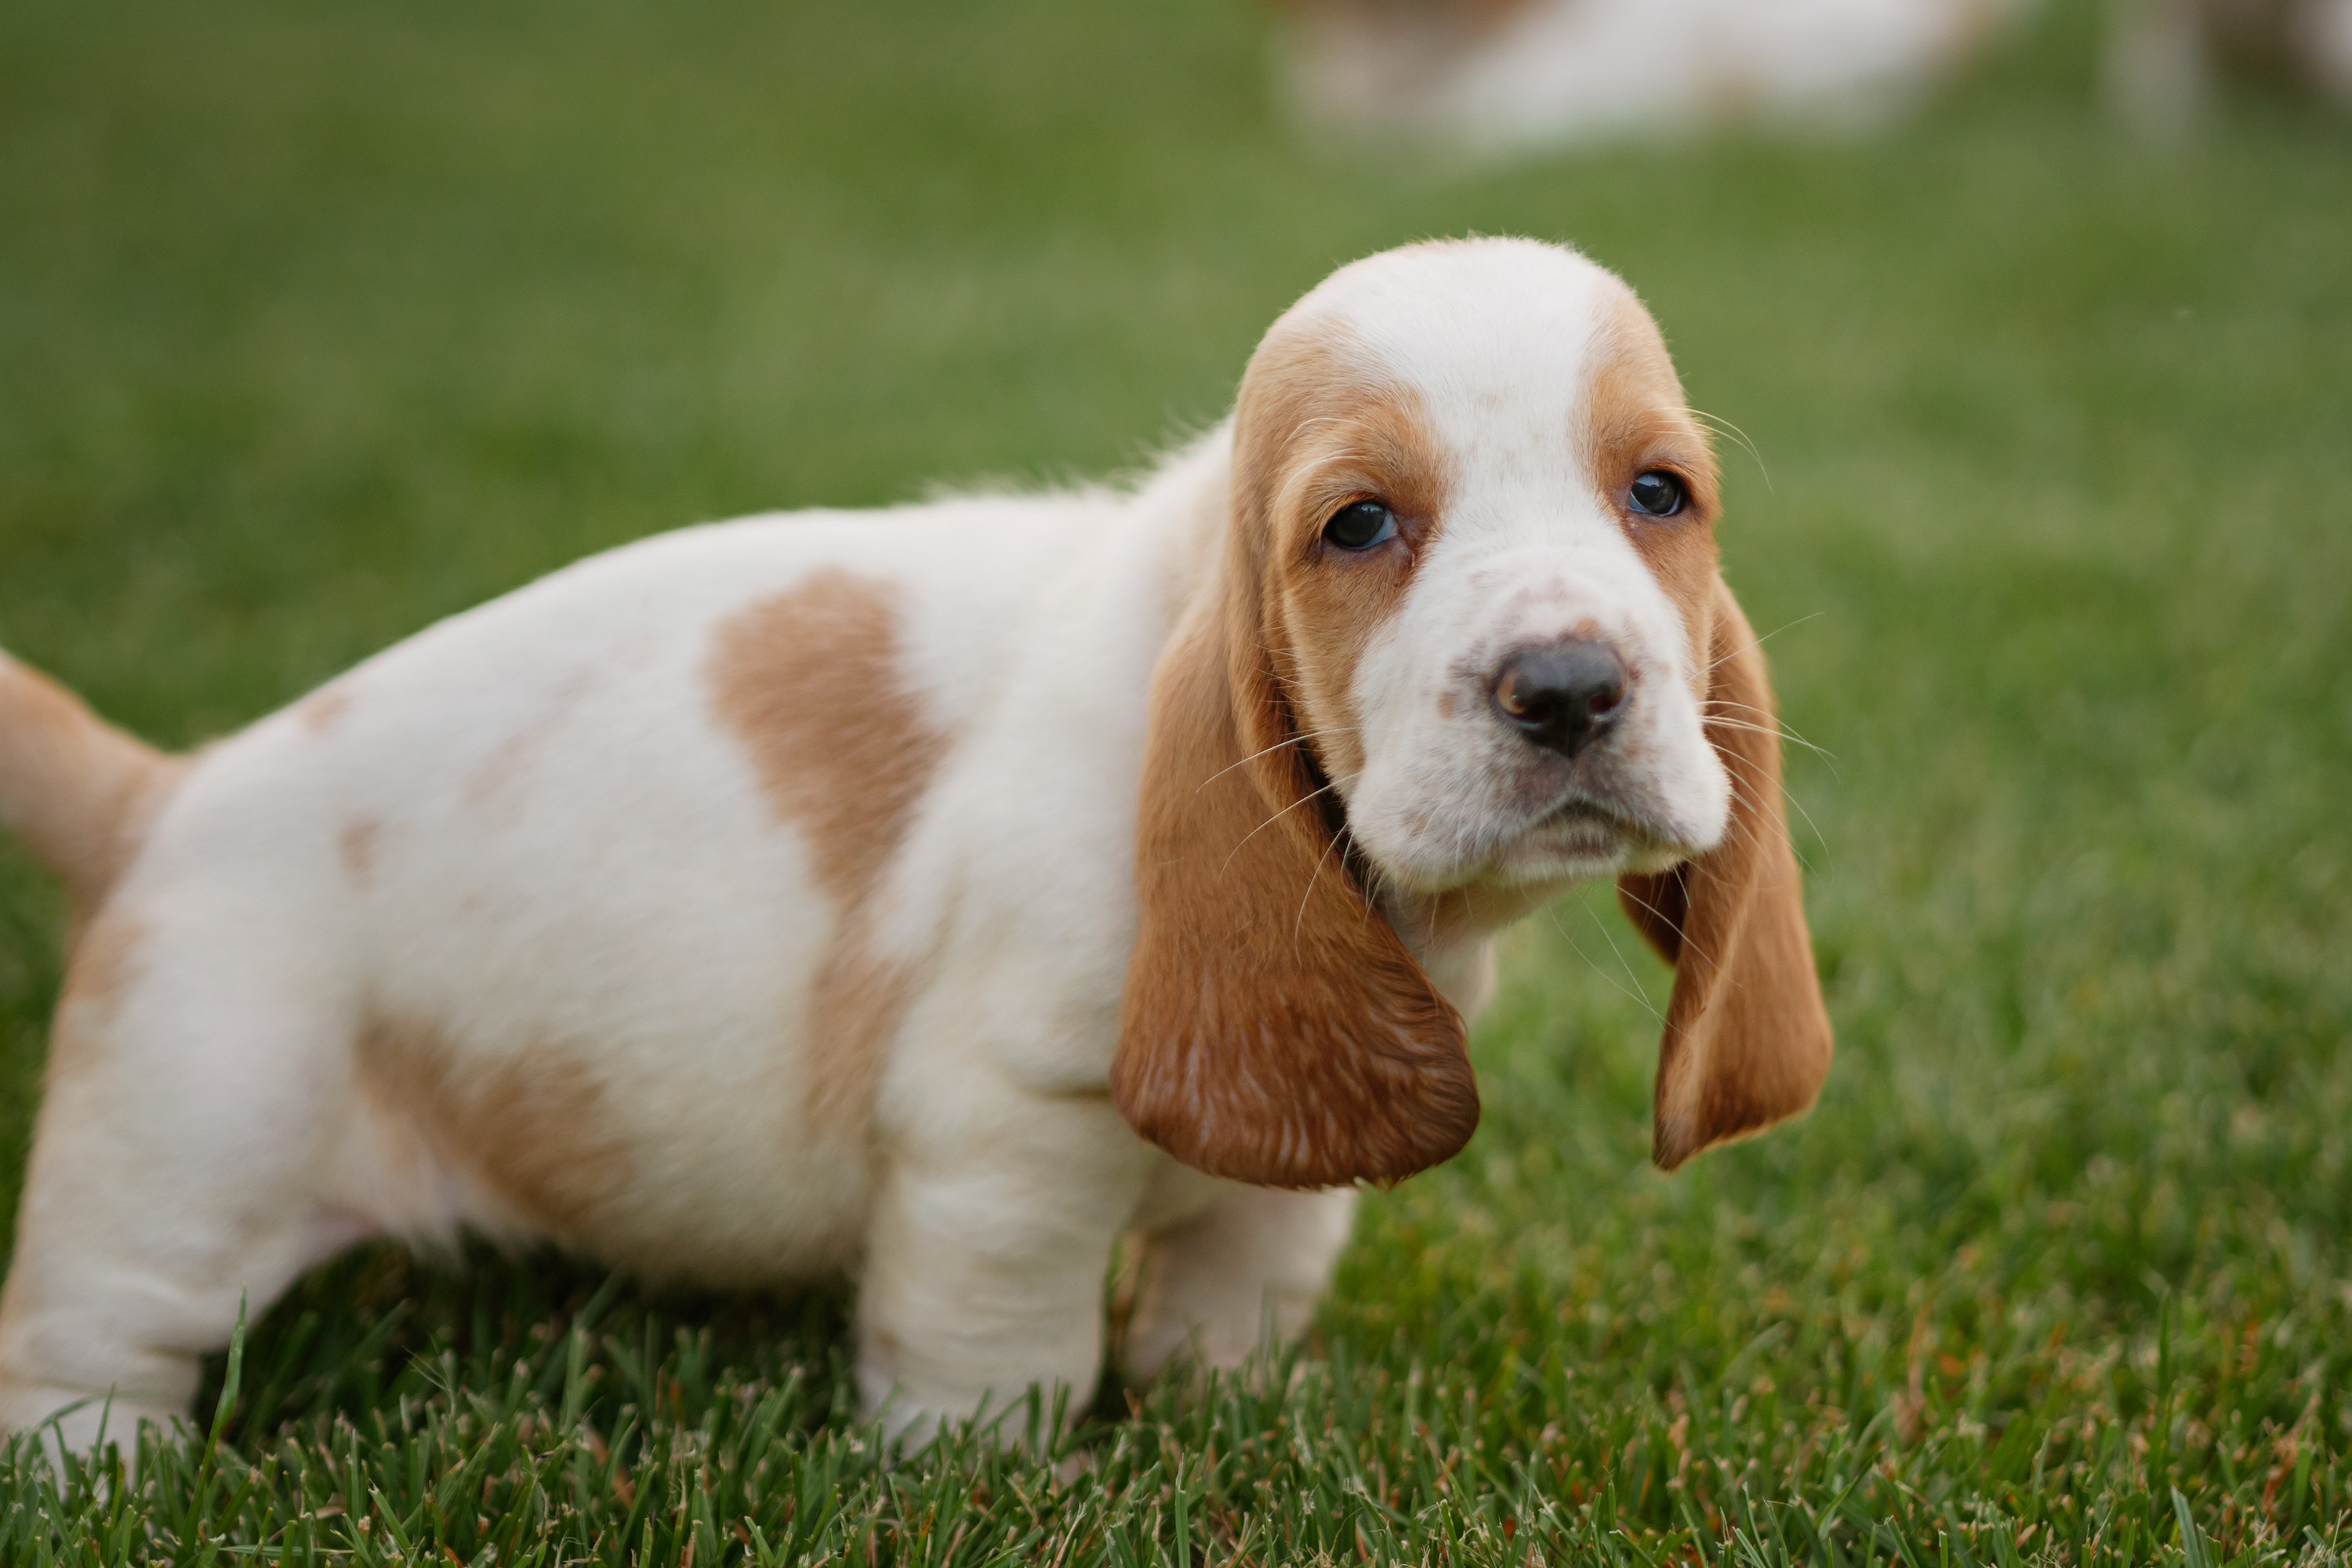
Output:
left=3, top=0, right=2350, bottom=1559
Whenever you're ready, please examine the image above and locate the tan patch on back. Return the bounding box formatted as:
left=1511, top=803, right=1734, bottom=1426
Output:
left=299, top=687, right=353, bottom=732
left=704, top=568, right=943, bottom=1134
left=339, top=818, right=381, bottom=884
left=355, top=1013, right=633, bottom=1234
left=464, top=668, right=597, bottom=814
left=1578, top=284, right=1723, bottom=679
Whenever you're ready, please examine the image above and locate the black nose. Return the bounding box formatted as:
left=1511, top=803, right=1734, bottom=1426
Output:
left=1490, top=641, right=1628, bottom=758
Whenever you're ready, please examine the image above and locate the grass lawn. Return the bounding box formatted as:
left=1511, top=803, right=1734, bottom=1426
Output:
left=3, top=0, right=2351, bottom=1559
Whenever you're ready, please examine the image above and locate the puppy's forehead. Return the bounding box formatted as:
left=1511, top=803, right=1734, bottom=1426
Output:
left=1271, top=240, right=1662, bottom=466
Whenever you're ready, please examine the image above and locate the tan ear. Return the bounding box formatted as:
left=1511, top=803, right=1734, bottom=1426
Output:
left=1618, top=578, right=1832, bottom=1171
left=1110, top=567, right=1479, bottom=1190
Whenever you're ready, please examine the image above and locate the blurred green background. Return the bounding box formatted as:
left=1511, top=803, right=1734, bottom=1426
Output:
left=2, top=0, right=2350, bottom=1560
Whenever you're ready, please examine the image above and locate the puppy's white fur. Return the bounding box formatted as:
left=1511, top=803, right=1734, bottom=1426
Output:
left=0, top=238, right=1829, bottom=1453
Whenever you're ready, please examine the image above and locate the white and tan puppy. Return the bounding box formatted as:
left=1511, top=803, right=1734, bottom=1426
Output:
left=0, top=238, right=1830, bottom=1453
left=1274, top=0, right=2020, bottom=150
left=1275, top=0, right=2352, bottom=153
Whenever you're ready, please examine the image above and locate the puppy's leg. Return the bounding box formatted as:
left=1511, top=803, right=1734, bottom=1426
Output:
left=0, top=908, right=363, bottom=1455
left=855, top=1097, right=1152, bottom=1446
left=1121, top=1183, right=1358, bottom=1380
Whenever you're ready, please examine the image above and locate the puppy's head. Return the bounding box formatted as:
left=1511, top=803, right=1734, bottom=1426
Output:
left=1112, top=238, right=1831, bottom=1188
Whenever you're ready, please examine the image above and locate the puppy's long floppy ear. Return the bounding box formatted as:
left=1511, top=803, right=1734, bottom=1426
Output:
left=1110, top=540, right=1479, bottom=1190
left=1619, top=579, right=1832, bottom=1171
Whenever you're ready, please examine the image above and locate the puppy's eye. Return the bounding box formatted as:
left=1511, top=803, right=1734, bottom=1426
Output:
left=1627, top=470, right=1686, bottom=518
left=1323, top=500, right=1397, bottom=550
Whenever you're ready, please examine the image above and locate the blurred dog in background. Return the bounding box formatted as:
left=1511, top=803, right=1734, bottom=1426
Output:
left=2106, top=0, right=2352, bottom=134
left=1272, top=0, right=2352, bottom=150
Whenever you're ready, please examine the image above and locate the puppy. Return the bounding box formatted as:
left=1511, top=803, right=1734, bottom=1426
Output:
left=1272, top=0, right=2351, bottom=151
left=2107, top=0, right=2352, bottom=134
left=1271, top=0, right=2016, bottom=149
left=0, top=238, right=1830, bottom=1451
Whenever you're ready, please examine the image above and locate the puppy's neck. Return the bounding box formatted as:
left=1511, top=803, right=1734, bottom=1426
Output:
left=1376, top=881, right=1560, bottom=1024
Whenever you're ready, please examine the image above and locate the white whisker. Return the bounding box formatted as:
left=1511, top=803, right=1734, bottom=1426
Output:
left=1690, top=406, right=1770, bottom=491
left=1584, top=895, right=1664, bottom=1024
left=1197, top=725, right=1363, bottom=789
left=1548, top=903, right=1662, bottom=1024
left=1707, top=612, right=1824, bottom=673
left=1219, top=776, right=1344, bottom=876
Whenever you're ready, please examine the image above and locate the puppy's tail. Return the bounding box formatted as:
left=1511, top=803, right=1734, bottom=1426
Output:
left=0, top=651, right=177, bottom=913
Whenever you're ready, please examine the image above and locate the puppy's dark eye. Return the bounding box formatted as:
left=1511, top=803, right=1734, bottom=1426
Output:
left=1323, top=500, right=1397, bottom=550
left=1627, top=470, right=1686, bottom=518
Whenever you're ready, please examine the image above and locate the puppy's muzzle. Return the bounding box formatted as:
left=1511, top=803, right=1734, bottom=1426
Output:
left=1490, top=640, right=1627, bottom=759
